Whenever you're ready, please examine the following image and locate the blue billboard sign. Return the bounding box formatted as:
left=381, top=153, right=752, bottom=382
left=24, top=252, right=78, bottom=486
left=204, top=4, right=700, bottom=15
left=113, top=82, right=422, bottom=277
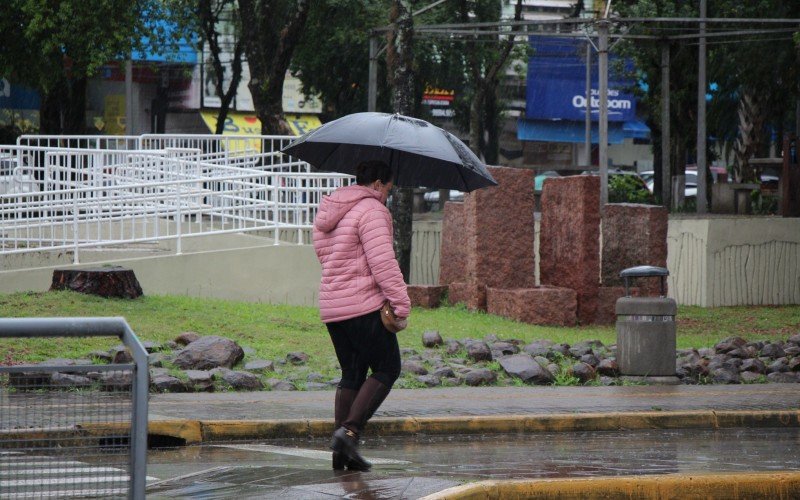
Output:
left=526, top=36, right=636, bottom=122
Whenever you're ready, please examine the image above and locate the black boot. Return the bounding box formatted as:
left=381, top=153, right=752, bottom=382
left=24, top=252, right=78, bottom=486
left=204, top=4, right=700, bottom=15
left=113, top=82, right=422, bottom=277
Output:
left=330, top=426, right=371, bottom=471
left=332, top=387, right=358, bottom=471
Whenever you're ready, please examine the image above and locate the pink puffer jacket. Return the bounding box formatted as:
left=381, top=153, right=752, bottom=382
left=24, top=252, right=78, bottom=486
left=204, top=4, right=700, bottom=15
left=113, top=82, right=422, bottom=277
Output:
left=313, top=184, right=410, bottom=323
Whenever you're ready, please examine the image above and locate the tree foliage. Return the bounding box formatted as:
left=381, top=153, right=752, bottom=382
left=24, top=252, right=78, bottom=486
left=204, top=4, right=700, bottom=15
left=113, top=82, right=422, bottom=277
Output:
left=0, top=0, right=184, bottom=133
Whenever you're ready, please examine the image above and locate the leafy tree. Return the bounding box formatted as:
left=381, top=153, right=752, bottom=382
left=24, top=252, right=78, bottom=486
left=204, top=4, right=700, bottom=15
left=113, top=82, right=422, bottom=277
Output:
left=237, top=0, right=311, bottom=134
left=0, top=0, right=181, bottom=134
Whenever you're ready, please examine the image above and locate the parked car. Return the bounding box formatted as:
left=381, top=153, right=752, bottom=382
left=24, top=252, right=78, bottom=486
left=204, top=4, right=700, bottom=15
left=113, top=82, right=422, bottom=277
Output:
left=641, top=166, right=730, bottom=199
left=423, top=189, right=464, bottom=210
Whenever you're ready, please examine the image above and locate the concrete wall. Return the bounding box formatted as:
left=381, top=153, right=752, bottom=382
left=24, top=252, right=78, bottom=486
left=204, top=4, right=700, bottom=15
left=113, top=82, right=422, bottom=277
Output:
left=0, top=242, right=321, bottom=306
left=668, top=216, right=800, bottom=307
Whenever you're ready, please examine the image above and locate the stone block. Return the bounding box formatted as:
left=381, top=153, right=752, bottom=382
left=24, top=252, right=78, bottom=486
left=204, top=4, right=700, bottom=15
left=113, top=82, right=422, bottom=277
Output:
left=486, top=287, right=577, bottom=326
left=439, top=202, right=468, bottom=285
left=465, top=166, right=536, bottom=289
left=448, top=282, right=486, bottom=311
left=596, top=286, right=640, bottom=325
left=540, top=175, right=600, bottom=323
left=601, top=203, right=668, bottom=296
left=407, top=285, right=448, bottom=308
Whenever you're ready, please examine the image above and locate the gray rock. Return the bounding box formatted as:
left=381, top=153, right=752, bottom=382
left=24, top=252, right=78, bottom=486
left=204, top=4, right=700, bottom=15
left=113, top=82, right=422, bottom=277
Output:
left=175, top=332, right=201, bottom=346
left=787, top=334, right=800, bottom=345
left=443, top=377, right=463, bottom=386
left=546, top=364, right=561, bottom=377
left=173, top=336, right=244, bottom=370
left=579, top=354, right=600, bottom=367
left=51, top=372, right=93, bottom=388
left=569, top=340, right=603, bottom=358
left=761, top=343, right=786, bottom=359
left=89, top=351, right=112, bottom=363
left=286, top=352, right=309, bottom=365
left=306, top=372, right=325, bottom=382
left=111, top=347, right=133, bottom=364
left=416, top=375, right=441, bottom=387
left=767, top=358, right=789, bottom=373
left=784, top=345, right=800, bottom=357
left=522, top=340, right=554, bottom=357
left=221, top=371, right=263, bottom=390
left=533, top=355, right=550, bottom=367
left=550, top=343, right=571, bottom=359
left=596, top=359, right=620, bottom=377
left=789, top=358, right=800, bottom=372
left=464, top=368, right=496, bottom=386
left=149, top=367, right=170, bottom=378
left=245, top=359, right=275, bottom=373
left=400, top=348, right=418, bottom=356
left=739, top=358, right=766, bottom=374
left=698, top=347, right=715, bottom=358
left=466, top=342, right=492, bottom=362
left=767, top=372, right=798, bottom=383
left=305, top=382, right=329, bottom=391
left=569, top=362, right=596, bottom=383
left=402, top=360, right=428, bottom=376
left=151, top=374, right=188, bottom=393
left=740, top=371, right=764, bottom=384
left=267, top=378, right=296, bottom=391
left=715, top=337, right=747, bottom=354
left=432, top=366, right=456, bottom=378
left=185, top=370, right=215, bottom=392
left=599, top=376, right=618, bottom=386
left=422, top=331, right=444, bottom=348
left=164, top=340, right=179, bottom=351
left=484, top=333, right=500, bottom=343
left=99, top=371, right=132, bottom=391
left=498, top=354, right=554, bottom=385
left=445, top=340, right=463, bottom=355
left=711, top=367, right=740, bottom=384
left=491, top=342, right=519, bottom=355
left=148, top=353, right=164, bottom=367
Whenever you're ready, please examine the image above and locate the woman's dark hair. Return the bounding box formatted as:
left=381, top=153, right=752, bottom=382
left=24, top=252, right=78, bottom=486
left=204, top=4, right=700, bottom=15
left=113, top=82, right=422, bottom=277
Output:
left=356, top=160, right=393, bottom=186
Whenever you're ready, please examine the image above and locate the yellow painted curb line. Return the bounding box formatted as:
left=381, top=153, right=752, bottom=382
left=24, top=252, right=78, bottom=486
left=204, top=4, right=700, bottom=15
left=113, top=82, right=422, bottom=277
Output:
left=418, top=471, right=800, bottom=499
left=3, top=410, right=799, bottom=447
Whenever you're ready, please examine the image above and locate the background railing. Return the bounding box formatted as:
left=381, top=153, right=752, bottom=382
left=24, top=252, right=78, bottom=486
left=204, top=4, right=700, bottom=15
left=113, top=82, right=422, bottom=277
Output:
left=1, top=136, right=353, bottom=263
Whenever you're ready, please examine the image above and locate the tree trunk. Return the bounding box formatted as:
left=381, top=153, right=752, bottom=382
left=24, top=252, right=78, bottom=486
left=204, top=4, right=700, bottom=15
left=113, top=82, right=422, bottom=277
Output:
left=388, top=0, right=415, bottom=282
left=51, top=267, right=143, bottom=299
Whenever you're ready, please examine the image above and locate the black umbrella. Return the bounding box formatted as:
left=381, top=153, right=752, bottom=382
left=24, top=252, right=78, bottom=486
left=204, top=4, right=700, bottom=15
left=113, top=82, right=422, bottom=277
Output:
left=281, top=112, right=497, bottom=192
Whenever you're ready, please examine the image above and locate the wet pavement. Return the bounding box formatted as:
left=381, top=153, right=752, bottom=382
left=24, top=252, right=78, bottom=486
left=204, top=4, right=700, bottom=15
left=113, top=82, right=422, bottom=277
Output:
left=149, top=384, right=800, bottom=421
left=144, top=428, right=800, bottom=499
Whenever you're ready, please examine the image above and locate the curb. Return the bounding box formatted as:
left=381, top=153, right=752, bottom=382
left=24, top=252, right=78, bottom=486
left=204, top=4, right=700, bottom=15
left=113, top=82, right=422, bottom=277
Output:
left=3, top=410, right=799, bottom=447
left=418, top=471, right=800, bottom=499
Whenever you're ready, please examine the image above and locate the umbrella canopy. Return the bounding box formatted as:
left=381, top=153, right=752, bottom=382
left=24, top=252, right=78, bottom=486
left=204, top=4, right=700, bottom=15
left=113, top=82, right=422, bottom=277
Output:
left=281, top=112, right=497, bottom=192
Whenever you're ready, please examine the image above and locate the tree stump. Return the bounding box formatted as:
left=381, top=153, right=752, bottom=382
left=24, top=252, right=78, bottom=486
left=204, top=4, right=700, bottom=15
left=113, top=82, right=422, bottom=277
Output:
left=50, top=266, right=143, bottom=299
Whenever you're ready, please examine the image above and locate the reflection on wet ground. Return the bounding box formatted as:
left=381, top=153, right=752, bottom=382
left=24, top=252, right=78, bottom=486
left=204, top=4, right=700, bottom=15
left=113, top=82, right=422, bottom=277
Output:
left=146, top=428, right=800, bottom=499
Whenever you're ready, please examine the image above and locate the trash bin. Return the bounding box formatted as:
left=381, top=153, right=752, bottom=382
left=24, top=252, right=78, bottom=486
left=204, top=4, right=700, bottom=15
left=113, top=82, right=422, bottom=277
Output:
left=616, top=265, right=677, bottom=377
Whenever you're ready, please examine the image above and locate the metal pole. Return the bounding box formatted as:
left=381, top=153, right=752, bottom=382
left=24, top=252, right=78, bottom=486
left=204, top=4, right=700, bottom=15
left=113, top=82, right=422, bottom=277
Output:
left=585, top=41, right=592, bottom=168
left=661, top=41, right=671, bottom=208
left=696, top=0, right=708, bottom=213
left=368, top=36, right=378, bottom=112
left=125, top=59, right=133, bottom=135
left=598, top=20, right=609, bottom=208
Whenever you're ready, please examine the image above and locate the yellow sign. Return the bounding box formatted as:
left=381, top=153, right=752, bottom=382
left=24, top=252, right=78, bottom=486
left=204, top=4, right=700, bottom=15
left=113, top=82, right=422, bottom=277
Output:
left=104, top=95, right=126, bottom=135
left=200, top=111, right=322, bottom=152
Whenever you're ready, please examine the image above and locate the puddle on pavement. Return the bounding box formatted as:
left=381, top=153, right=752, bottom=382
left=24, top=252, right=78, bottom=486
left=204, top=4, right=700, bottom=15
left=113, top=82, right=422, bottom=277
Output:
left=146, top=428, right=800, bottom=499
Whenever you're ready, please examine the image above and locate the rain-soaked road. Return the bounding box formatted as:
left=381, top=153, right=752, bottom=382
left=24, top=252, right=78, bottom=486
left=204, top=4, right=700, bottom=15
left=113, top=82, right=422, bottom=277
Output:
left=144, top=428, right=800, bottom=499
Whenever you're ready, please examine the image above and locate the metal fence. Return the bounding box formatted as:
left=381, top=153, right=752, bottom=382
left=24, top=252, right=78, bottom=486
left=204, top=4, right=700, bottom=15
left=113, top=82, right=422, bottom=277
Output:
left=1, top=137, right=353, bottom=263
left=0, top=317, right=149, bottom=499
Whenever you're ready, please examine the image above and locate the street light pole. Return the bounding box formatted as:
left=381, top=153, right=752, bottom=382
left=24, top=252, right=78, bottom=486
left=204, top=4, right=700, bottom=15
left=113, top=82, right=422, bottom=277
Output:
left=696, top=0, right=708, bottom=213
left=585, top=41, right=592, bottom=168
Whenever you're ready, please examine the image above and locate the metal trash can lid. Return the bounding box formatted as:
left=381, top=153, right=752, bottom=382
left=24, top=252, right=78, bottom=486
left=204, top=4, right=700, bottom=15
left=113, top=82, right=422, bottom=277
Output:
left=620, top=266, right=669, bottom=278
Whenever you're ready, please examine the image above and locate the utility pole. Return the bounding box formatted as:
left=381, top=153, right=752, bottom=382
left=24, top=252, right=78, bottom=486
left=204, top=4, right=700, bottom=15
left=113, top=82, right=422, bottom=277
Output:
left=598, top=19, right=609, bottom=209
left=368, top=35, right=378, bottom=112
left=661, top=41, right=671, bottom=208
left=584, top=41, right=592, bottom=168
left=696, top=0, right=708, bottom=213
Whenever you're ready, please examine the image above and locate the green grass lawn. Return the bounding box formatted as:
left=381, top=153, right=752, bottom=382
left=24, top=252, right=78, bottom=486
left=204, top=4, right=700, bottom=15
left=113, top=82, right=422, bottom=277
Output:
left=2, top=291, right=799, bottom=373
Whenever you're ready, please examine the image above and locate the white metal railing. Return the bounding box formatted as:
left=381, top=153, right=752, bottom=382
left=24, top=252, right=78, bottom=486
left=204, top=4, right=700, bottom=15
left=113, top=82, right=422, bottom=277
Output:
left=1, top=136, right=353, bottom=264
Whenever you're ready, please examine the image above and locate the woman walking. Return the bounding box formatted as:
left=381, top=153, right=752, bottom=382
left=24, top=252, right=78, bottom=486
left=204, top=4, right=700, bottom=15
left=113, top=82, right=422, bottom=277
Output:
left=312, top=160, right=410, bottom=472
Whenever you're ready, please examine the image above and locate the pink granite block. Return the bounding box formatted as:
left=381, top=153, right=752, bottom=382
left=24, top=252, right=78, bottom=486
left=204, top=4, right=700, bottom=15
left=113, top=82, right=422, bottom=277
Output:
left=407, top=285, right=448, bottom=308
left=486, top=287, right=578, bottom=326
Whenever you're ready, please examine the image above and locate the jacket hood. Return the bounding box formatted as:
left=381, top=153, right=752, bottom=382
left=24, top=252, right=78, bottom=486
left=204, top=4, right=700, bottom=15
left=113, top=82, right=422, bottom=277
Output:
left=314, top=184, right=383, bottom=233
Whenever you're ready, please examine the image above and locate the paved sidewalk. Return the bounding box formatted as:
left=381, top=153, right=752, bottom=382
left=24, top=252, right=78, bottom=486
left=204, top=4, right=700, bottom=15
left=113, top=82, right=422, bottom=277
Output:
left=149, top=384, right=800, bottom=422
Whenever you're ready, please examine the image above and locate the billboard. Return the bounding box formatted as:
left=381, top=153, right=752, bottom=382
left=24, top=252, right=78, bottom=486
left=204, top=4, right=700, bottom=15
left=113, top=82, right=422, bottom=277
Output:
left=526, top=36, right=636, bottom=122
